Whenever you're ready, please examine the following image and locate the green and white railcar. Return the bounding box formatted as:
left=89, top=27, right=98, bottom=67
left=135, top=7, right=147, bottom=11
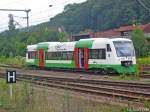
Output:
left=26, top=44, right=37, bottom=65
left=26, top=38, right=136, bottom=74
left=26, top=42, right=75, bottom=68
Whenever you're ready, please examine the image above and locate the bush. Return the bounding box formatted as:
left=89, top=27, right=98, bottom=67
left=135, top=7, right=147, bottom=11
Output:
left=137, top=57, right=150, bottom=65
left=0, top=56, right=25, bottom=67
left=131, top=28, right=149, bottom=57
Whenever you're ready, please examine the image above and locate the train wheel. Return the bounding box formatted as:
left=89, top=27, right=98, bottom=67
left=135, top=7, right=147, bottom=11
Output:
left=94, top=70, right=99, bottom=74
left=101, top=69, right=108, bottom=75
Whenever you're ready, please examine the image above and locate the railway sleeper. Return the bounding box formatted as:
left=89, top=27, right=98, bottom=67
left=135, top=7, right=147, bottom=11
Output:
left=30, top=81, right=150, bottom=102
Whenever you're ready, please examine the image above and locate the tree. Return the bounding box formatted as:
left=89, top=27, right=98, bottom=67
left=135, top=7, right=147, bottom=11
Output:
left=8, top=14, right=17, bottom=37
left=58, top=32, right=68, bottom=42
left=27, top=33, right=38, bottom=45
left=49, top=0, right=150, bottom=33
left=8, top=14, right=16, bottom=32
left=131, top=28, right=148, bottom=57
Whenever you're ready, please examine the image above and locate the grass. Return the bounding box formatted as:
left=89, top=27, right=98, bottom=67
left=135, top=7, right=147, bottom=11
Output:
left=137, top=57, right=150, bottom=65
left=112, top=57, right=150, bottom=81
left=107, top=73, right=150, bottom=82
left=0, top=79, right=126, bottom=112
left=108, top=75, right=140, bottom=81
left=0, top=56, right=25, bottom=67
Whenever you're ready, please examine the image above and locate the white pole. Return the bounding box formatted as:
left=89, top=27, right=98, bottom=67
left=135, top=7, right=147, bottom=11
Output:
left=10, top=84, right=13, bottom=99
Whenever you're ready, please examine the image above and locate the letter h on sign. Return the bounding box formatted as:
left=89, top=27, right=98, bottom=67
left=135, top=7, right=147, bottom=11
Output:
left=6, top=71, right=16, bottom=83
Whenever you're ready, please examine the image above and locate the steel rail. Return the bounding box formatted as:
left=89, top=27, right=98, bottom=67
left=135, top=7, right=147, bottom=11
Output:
left=0, top=72, right=150, bottom=102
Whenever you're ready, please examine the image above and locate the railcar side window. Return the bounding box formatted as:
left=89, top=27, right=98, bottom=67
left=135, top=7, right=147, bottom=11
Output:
left=88, top=49, right=106, bottom=59
left=62, top=52, right=67, bottom=60
left=100, top=49, right=106, bottom=59
left=28, top=51, right=36, bottom=59
left=67, top=51, right=74, bottom=60
left=46, top=52, right=52, bottom=60
left=45, top=51, right=73, bottom=60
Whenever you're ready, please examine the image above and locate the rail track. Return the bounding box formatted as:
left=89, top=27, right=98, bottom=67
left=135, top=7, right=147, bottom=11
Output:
left=0, top=64, right=150, bottom=78
left=141, top=65, right=150, bottom=71
left=140, top=65, right=150, bottom=78
left=140, top=74, right=150, bottom=78
left=0, top=71, right=150, bottom=102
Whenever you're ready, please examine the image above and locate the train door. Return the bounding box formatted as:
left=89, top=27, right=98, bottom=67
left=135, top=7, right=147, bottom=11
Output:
left=74, top=48, right=88, bottom=70
left=38, top=49, right=44, bottom=68
left=79, top=49, right=84, bottom=68
left=84, top=48, right=88, bottom=70
left=74, top=48, right=79, bottom=69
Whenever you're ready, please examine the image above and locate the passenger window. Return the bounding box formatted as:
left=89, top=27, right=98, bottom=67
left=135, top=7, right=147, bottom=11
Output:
left=88, top=49, right=106, bottom=59
left=28, top=51, right=36, bottom=59
left=107, top=44, right=111, bottom=52
left=45, top=51, right=73, bottom=60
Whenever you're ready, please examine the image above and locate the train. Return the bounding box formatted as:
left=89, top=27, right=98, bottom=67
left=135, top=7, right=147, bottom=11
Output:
left=26, top=38, right=136, bottom=74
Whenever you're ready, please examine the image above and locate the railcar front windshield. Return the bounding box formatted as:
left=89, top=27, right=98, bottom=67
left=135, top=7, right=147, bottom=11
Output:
left=113, top=41, right=135, bottom=57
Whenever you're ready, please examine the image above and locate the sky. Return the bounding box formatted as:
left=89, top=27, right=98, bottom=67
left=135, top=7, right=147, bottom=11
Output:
left=0, top=0, right=86, bottom=32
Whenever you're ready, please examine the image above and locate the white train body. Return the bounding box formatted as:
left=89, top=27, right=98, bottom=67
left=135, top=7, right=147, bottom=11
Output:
left=26, top=38, right=136, bottom=74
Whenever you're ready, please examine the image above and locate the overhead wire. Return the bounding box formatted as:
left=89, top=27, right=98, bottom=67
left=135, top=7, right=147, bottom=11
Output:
left=30, top=1, right=78, bottom=16
left=0, top=1, right=68, bottom=25
left=0, top=0, right=85, bottom=31
left=0, top=0, right=26, bottom=8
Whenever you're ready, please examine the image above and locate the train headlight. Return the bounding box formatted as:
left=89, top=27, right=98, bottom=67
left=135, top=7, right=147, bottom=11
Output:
left=121, top=61, right=132, bottom=67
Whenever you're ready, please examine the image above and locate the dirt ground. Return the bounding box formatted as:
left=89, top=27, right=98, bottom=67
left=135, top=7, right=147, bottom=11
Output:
left=0, top=108, right=8, bottom=112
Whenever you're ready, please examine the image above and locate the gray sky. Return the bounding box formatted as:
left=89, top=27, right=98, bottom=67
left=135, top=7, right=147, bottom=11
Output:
left=0, top=0, right=86, bottom=31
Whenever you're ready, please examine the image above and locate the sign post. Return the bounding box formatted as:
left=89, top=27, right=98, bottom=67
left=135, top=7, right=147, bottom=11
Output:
left=6, top=71, right=16, bottom=99
left=10, top=84, right=13, bottom=99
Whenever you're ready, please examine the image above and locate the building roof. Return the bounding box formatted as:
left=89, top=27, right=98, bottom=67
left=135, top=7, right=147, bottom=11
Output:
left=92, top=29, right=120, bottom=38
left=71, top=23, right=150, bottom=40
left=118, top=24, right=150, bottom=32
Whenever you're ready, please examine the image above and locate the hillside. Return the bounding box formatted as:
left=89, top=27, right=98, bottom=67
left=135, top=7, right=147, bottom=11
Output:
left=49, top=0, right=150, bottom=33
left=0, top=0, right=150, bottom=56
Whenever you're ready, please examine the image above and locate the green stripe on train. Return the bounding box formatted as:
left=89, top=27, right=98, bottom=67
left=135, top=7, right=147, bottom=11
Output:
left=45, top=61, right=75, bottom=68
left=36, top=43, right=49, bottom=50
left=88, top=64, right=136, bottom=74
left=75, top=40, right=93, bottom=48
left=27, top=60, right=136, bottom=73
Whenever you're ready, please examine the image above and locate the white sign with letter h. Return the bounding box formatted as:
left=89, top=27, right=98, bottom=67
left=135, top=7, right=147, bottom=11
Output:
left=6, top=71, right=16, bottom=83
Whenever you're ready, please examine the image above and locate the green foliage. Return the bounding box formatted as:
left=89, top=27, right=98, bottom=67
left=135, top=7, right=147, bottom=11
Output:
left=8, top=14, right=16, bottom=32
left=110, top=75, right=140, bottom=81
left=49, top=0, right=150, bottom=33
left=0, top=0, right=150, bottom=57
left=137, top=57, right=150, bottom=65
left=58, top=32, right=68, bottom=42
left=131, top=28, right=149, bottom=57
left=0, top=79, right=123, bottom=112
left=0, top=56, right=25, bottom=67
left=0, top=80, right=33, bottom=111
left=144, top=100, right=150, bottom=111
left=0, top=28, right=61, bottom=57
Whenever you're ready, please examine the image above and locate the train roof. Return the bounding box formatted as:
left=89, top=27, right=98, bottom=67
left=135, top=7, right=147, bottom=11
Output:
left=27, top=38, right=132, bottom=51
left=47, top=42, right=76, bottom=52
left=38, top=42, right=60, bottom=45
left=27, top=42, right=76, bottom=51
left=110, top=38, right=132, bottom=41
left=27, top=44, right=37, bottom=51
